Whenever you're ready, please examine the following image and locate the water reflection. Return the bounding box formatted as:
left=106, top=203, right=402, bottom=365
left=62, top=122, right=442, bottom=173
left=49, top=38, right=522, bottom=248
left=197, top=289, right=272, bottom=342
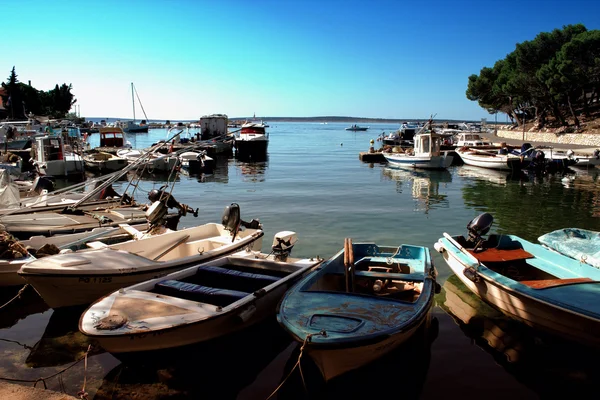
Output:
left=183, top=154, right=230, bottom=184
left=382, top=167, right=451, bottom=212
left=457, top=165, right=526, bottom=186
left=275, top=315, right=438, bottom=400
left=233, top=158, right=269, bottom=183
left=0, top=285, right=49, bottom=330
left=95, top=319, right=290, bottom=399
left=440, top=275, right=600, bottom=397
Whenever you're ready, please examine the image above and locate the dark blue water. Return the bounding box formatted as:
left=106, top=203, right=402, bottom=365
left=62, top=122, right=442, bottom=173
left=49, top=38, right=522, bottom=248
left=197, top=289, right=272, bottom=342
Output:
left=1, top=122, right=600, bottom=399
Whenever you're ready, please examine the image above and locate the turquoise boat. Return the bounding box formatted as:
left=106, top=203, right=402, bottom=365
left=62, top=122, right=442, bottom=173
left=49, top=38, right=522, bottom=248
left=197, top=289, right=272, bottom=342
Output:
left=434, top=213, right=600, bottom=347
left=538, top=228, right=600, bottom=269
left=277, top=238, right=437, bottom=381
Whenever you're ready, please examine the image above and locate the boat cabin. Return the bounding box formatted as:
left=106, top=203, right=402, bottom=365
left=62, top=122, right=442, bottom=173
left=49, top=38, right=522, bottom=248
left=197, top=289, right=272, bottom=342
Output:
left=200, top=114, right=228, bottom=140
left=240, top=122, right=267, bottom=136
left=99, top=127, right=127, bottom=148
left=415, top=132, right=444, bottom=156
left=455, top=133, right=493, bottom=147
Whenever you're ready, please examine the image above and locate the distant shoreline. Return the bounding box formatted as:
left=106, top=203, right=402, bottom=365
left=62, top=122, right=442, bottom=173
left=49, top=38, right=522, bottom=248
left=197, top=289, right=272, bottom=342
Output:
left=84, top=116, right=498, bottom=124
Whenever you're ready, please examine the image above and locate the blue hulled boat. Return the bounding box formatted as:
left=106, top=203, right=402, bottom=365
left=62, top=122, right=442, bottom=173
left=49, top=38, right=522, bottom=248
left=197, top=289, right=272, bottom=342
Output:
left=434, top=213, right=600, bottom=347
left=277, top=238, right=437, bottom=381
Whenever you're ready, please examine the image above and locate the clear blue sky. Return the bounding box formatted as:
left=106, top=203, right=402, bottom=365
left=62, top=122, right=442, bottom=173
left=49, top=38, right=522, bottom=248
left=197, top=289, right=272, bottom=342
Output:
left=2, top=0, right=599, bottom=121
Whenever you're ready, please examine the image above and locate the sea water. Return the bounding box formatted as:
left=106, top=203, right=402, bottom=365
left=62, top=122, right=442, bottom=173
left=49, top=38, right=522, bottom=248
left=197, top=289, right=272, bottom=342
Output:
left=1, top=122, right=599, bottom=399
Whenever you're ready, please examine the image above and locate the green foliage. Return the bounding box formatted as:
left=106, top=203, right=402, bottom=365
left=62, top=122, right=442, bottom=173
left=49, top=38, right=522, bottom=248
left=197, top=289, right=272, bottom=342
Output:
left=466, top=24, right=600, bottom=128
left=2, top=67, right=76, bottom=119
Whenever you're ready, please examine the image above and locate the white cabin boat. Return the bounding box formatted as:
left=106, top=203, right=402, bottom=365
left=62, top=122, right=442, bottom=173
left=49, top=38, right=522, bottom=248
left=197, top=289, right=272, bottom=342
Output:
left=454, top=132, right=494, bottom=148
left=456, top=147, right=526, bottom=171
left=234, top=122, right=269, bottom=159
left=32, top=135, right=84, bottom=177
left=384, top=131, right=454, bottom=170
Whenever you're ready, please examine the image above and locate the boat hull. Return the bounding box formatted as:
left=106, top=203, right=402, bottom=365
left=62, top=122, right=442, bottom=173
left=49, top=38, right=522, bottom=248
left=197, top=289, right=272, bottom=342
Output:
left=436, top=239, right=600, bottom=346
left=234, top=139, right=268, bottom=159
left=384, top=153, right=453, bottom=170
left=457, top=151, right=524, bottom=171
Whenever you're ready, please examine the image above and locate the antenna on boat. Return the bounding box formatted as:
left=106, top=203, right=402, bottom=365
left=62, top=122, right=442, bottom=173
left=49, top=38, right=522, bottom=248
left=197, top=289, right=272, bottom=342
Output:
left=131, top=82, right=135, bottom=123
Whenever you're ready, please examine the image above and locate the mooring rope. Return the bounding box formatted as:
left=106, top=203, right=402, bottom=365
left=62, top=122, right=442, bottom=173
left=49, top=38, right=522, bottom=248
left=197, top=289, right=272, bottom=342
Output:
left=0, top=284, right=29, bottom=310
left=0, top=343, right=93, bottom=396
left=265, top=330, right=326, bottom=400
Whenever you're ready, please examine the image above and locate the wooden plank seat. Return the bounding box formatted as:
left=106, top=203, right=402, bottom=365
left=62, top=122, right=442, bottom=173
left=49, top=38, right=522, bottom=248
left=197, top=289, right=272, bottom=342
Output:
left=154, top=280, right=249, bottom=307
left=354, top=270, right=424, bottom=282
left=194, top=265, right=280, bottom=292
left=468, top=248, right=534, bottom=263
left=354, top=256, right=423, bottom=272
left=520, top=277, right=594, bottom=289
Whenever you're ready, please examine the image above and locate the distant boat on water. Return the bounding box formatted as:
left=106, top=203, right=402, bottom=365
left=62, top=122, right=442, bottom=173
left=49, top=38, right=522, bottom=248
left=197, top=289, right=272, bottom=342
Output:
left=345, top=124, right=368, bottom=131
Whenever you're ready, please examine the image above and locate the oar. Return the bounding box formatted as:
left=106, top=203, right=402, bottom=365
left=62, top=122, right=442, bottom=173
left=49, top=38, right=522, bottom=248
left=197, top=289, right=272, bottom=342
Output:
left=153, top=234, right=190, bottom=261
left=58, top=226, right=125, bottom=250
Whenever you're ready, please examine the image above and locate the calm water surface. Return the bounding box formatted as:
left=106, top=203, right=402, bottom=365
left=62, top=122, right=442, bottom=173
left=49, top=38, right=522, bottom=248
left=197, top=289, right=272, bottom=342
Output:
left=1, top=122, right=600, bottom=399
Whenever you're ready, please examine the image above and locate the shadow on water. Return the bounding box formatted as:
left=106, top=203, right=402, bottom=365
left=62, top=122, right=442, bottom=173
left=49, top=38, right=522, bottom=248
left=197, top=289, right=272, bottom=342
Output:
left=25, top=305, right=103, bottom=368
left=95, top=319, right=292, bottom=399
left=274, top=315, right=439, bottom=400
left=439, top=275, right=600, bottom=397
left=0, top=284, right=49, bottom=330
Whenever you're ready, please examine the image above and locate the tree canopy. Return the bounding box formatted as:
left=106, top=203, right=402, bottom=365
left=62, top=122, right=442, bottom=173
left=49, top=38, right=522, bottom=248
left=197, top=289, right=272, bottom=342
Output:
left=1, top=67, right=77, bottom=120
left=466, top=24, right=600, bottom=129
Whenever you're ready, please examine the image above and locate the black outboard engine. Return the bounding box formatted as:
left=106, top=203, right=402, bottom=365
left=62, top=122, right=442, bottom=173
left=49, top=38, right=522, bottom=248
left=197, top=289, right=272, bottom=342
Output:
left=222, top=203, right=262, bottom=239
left=148, top=185, right=198, bottom=217
left=466, top=212, right=494, bottom=250
left=520, top=143, right=533, bottom=154
left=31, top=175, right=56, bottom=195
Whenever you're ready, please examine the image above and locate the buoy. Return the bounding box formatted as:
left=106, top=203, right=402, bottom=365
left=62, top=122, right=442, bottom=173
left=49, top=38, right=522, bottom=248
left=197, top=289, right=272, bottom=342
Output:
left=340, top=143, right=343, bottom=146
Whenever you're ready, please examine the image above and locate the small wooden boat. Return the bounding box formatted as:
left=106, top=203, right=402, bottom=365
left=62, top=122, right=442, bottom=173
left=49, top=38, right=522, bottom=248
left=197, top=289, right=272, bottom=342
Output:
left=434, top=213, right=600, bottom=347
left=277, top=238, right=438, bottom=381
left=0, top=223, right=154, bottom=287
left=538, top=228, right=600, bottom=269
left=178, top=150, right=215, bottom=174
left=79, top=232, right=323, bottom=353
left=83, top=151, right=128, bottom=172
left=19, top=203, right=264, bottom=309
left=117, top=148, right=177, bottom=172
left=384, top=131, right=454, bottom=170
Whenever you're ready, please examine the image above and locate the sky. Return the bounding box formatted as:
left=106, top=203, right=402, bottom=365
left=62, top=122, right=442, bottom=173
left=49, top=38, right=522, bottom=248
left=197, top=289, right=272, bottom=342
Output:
left=2, top=0, right=599, bottom=122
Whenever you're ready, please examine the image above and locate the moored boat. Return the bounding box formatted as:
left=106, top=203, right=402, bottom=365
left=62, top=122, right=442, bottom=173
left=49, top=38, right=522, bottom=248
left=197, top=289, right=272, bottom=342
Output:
left=456, top=147, right=527, bottom=171
left=345, top=124, right=369, bottom=131
left=538, top=228, right=600, bottom=269
left=234, top=121, right=269, bottom=159
left=384, top=131, right=454, bottom=170
left=79, top=231, right=323, bottom=353
left=18, top=204, right=264, bottom=308
left=83, top=151, right=128, bottom=172
left=277, top=238, right=438, bottom=381
left=434, top=213, right=600, bottom=347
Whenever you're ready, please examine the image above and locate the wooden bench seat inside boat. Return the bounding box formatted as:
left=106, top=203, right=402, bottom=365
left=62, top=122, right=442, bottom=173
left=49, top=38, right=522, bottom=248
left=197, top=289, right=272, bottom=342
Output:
left=154, top=280, right=249, bottom=307
left=468, top=248, right=534, bottom=263
left=190, top=265, right=280, bottom=292
left=353, top=270, right=424, bottom=282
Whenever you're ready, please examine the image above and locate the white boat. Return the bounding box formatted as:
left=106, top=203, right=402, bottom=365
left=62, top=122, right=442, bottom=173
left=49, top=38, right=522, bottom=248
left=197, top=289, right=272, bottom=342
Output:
left=234, top=121, right=269, bottom=159
left=94, top=126, right=131, bottom=153
left=178, top=150, right=214, bottom=174
left=115, top=83, right=149, bottom=133
left=79, top=231, right=323, bottom=353
left=18, top=215, right=265, bottom=308
left=0, top=223, right=152, bottom=287
left=31, top=135, right=84, bottom=177
left=384, top=131, right=454, bottom=170
left=382, top=122, right=419, bottom=147
left=117, top=148, right=177, bottom=172
left=454, top=132, right=494, bottom=148
left=545, top=149, right=600, bottom=169
left=83, top=151, right=128, bottom=172
left=456, top=147, right=526, bottom=171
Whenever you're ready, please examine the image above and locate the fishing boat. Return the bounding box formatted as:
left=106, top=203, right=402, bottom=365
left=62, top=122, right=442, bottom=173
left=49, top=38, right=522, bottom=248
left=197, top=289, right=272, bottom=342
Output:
left=18, top=203, right=264, bottom=308
left=79, top=231, right=323, bottom=353
left=545, top=149, right=600, bottom=169
left=31, top=134, right=84, bottom=177
left=383, top=131, right=454, bottom=170
left=538, top=228, right=600, bottom=269
left=277, top=238, right=438, bottom=381
left=83, top=151, right=128, bottom=172
left=456, top=147, right=527, bottom=171
left=345, top=124, right=369, bottom=131
left=178, top=150, right=214, bottom=174
left=234, top=121, right=269, bottom=159
left=434, top=213, right=600, bottom=347
left=117, top=148, right=178, bottom=172
left=92, top=126, right=131, bottom=155
left=0, top=222, right=153, bottom=287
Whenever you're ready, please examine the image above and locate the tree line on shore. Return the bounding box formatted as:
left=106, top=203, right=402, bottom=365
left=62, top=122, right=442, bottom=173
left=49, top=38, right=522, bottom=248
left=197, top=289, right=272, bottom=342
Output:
left=0, top=66, right=76, bottom=120
left=466, top=24, right=600, bottom=130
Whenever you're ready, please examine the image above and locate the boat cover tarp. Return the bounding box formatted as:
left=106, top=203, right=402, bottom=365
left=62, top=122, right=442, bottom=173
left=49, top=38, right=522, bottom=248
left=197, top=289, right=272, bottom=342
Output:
left=0, top=169, right=21, bottom=209
left=538, top=228, right=600, bottom=269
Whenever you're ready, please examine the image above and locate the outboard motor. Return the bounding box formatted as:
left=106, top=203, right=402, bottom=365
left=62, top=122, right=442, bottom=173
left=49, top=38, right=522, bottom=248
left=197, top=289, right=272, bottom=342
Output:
left=31, top=175, right=56, bottom=195
left=148, top=185, right=198, bottom=217
left=271, top=231, right=298, bottom=261
left=466, top=212, right=494, bottom=249
left=520, top=143, right=532, bottom=154
left=222, top=203, right=262, bottom=239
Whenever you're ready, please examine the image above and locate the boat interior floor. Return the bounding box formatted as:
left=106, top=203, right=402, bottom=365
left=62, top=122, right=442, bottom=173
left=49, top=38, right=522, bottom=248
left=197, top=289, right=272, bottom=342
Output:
left=151, top=262, right=291, bottom=308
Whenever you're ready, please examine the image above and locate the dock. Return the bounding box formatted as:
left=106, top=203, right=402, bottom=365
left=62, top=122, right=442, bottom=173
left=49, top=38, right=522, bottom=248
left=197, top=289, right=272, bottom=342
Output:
left=359, top=151, right=386, bottom=163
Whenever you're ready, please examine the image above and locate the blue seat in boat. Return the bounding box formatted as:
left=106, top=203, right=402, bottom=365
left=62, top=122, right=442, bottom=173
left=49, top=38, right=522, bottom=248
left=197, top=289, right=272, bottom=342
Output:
left=154, top=280, right=249, bottom=307
left=195, top=265, right=280, bottom=292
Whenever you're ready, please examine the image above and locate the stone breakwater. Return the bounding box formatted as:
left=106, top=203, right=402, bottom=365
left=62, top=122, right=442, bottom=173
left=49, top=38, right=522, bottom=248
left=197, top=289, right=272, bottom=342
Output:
left=496, top=129, right=600, bottom=147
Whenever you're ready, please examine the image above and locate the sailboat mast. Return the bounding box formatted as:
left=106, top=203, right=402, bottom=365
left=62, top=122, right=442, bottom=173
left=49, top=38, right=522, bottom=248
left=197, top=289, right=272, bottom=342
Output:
left=131, top=82, right=136, bottom=123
